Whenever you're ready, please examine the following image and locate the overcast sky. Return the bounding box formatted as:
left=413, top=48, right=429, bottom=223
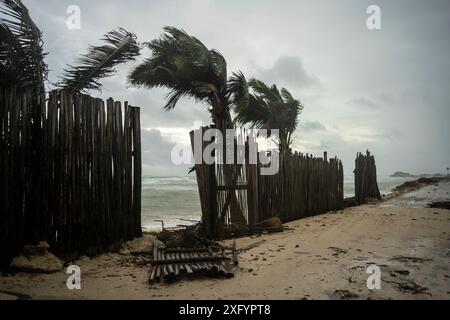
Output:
left=22, top=0, right=450, bottom=176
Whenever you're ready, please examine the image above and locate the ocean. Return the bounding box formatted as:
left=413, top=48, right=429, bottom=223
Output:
left=141, top=175, right=413, bottom=230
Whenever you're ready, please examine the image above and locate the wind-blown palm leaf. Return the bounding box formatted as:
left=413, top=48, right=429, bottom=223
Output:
left=0, top=0, right=47, bottom=93
left=227, top=71, right=248, bottom=110
left=234, top=94, right=270, bottom=129
left=128, top=26, right=248, bottom=122
left=247, top=79, right=282, bottom=104
left=59, top=28, right=140, bottom=93
left=234, top=78, right=303, bottom=152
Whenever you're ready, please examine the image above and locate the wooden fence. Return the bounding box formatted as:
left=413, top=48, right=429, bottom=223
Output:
left=0, top=87, right=142, bottom=266
left=189, top=127, right=258, bottom=238
left=354, top=150, right=381, bottom=204
left=190, top=126, right=344, bottom=238
left=259, top=151, right=344, bottom=223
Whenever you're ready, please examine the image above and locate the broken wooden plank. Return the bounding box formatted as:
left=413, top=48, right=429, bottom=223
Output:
left=150, top=255, right=230, bottom=265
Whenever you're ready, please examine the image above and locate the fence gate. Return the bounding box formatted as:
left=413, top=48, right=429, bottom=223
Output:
left=189, top=126, right=258, bottom=238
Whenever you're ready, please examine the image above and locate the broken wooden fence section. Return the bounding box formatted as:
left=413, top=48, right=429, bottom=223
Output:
left=150, top=246, right=233, bottom=284
left=0, top=87, right=142, bottom=266
left=354, top=150, right=381, bottom=204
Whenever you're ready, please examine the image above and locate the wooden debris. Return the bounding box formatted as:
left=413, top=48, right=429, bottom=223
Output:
left=427, top=201, right=450, bottom=210
left=149, top=246, right=234, bottom=284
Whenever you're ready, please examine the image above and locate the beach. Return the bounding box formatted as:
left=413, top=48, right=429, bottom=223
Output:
left=1, top=180, right=449, bottom=300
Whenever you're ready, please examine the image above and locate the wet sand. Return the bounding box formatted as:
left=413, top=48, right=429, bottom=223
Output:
left=1, top=182, right=449, bottom=300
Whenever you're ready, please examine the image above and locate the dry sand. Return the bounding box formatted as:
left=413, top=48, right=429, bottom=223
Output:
left=1, top=182, right=449, bottom=300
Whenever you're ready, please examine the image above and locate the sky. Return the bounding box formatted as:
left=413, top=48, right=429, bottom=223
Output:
left=21, top=0, right=450, bottom=176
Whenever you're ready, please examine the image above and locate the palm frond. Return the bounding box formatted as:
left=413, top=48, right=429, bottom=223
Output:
left=209, top=49, right=227, bottom=86
left=164, top=89, right=186, bottom=110
left=0, top=0, right=47, bottom=93
left=234, top=93, right=269, bottom=128
left=280, top=87, right=294, bottom=102
left=58, top=28, right=140, bottom=93
left=248, top=78, right=281, bottom=104
left=227, top=71, right=248, bottom=109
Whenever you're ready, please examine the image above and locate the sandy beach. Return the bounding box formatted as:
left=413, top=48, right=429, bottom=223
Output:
left=1, top=181, right=449, bottom=300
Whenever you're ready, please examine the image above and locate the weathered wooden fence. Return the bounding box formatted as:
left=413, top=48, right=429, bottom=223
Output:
left=259, top=151, right=344, bottom=223
left=190, top=126, right=344, bottom=238
left=0, top=87, right=142, bottom=266
left=354, top=150, right=381, bottom=204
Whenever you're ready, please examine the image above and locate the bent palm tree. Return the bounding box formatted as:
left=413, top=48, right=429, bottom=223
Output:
left=128, top=27, right=249, bottom=237
left=128, top=26, right=248, bottom=132
left=234, top=79, right=303, bottom=154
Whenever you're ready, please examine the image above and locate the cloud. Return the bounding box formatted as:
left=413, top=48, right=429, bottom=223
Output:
left=141, top=129, right=176, bottom=166
left=347, top=97, right=380, bottom=110
left=300, top=120, right=327, bottom=132
left=140, top=128, right=193, bottom=176
left=256, top=56, right=320, bottom=89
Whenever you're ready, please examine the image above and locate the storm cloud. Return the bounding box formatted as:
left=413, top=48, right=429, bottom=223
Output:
left=256, top=56, right=320, bottom=89
left=19, top=0, right=450, bottom=176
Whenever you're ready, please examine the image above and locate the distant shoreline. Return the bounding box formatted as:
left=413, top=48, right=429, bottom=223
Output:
left=390, top=171, right=448, bottom=178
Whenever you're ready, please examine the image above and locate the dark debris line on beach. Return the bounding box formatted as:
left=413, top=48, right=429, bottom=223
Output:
left=427, top=201, right=450, bottom=210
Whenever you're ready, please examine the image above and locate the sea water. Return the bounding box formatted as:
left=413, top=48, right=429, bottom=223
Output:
left=141, top=175, right=413, bottom=230
left=141, top=176, right=201, bottom=231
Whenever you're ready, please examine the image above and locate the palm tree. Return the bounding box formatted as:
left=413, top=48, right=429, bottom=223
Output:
left=128, top=27, right=250, bottom=237
left=1, top=1, right=140, bottom=96
left=234, top=79, right=303, bottom=154
left=128, top=26, right=248, bottom=133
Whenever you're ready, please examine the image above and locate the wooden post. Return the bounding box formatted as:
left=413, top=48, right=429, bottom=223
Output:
left=131, top=107, right=142, bottom=238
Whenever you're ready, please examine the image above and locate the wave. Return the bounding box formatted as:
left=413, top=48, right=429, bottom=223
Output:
left=142, top=176, right=197, bottom=191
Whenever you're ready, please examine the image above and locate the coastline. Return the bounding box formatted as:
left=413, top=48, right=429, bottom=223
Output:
left=1, top=179, right=449, bottom=300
